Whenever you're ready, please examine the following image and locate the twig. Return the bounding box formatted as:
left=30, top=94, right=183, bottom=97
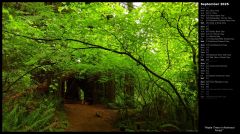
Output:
left=3, top=30, right=189, bottom=115
left=160, top=40, right=171, bottom=76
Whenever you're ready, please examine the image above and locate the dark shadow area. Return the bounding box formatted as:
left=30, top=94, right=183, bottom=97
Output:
left=64, top=78, right=93, bottom=104
left=62, top=74, right=116, bottom=105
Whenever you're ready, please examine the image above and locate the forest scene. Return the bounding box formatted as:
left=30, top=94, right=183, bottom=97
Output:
left=2, top=2, right=198, bottom=132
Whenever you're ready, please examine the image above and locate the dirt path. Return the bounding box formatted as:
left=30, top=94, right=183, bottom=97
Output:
left=64, top=102, right=120, bottom=132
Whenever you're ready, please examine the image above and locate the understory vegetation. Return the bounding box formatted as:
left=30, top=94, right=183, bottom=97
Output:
left=2, top=2, right=198, bottom=132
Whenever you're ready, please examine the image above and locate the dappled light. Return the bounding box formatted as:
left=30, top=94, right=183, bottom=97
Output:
left=2, top=2, right=198, bottom=132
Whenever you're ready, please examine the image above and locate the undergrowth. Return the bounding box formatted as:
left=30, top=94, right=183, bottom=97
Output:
left=2, top=94, right=68, bottom=132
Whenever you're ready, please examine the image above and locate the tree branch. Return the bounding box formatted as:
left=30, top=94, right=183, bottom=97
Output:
left=146, top=69, right=175, bottom=102
left=161, top=40, right=171, bottom=76
left=3, top=65, right=42, bottom=93
left=71, top=47, right=100, bottom=50
left=162, top=13, right=197, bottom=68
left=3, top=30, right=189, bottom=115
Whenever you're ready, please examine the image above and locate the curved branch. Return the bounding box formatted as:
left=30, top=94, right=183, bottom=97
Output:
left=3, top=30, right=189, bottom=114
left=175, top=15, right=198, bottom=84
left=176, top=13, right=197, bottom=66
left=161, top=12, right=198, bottom=83
left=125, top=52, right=189, bottom=112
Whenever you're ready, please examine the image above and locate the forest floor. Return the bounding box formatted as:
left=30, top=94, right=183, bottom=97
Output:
left=64, top=101, right=120, bottom=132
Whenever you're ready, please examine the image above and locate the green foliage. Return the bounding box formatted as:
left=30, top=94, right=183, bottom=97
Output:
left=49, top=79, right=59, bottom=93
left=2, top=2, right=198, bottom=132
left=3, top=95, right=67, bottom=132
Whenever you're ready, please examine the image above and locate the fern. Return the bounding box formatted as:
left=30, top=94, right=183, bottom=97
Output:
left=3, top=104, right=24, bottom=132
left=26, top=111, right=54, bottom=131
left=3, top=96, right=59, bottom=132
left=22, top=108, right=41, bottom=126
